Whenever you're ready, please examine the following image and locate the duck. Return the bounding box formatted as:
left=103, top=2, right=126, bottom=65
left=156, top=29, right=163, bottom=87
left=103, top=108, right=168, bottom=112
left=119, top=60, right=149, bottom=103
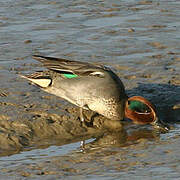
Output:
left=21, top=55, right=168, bottom=130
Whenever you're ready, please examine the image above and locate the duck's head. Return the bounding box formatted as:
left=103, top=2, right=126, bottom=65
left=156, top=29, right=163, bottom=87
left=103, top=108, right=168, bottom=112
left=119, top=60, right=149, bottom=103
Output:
left=125, top=96, right=169, bottom=131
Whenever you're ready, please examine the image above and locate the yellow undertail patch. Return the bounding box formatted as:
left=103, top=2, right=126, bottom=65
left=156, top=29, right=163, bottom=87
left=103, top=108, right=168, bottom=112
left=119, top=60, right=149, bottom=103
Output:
left=21, top=75, right=51, bottom=88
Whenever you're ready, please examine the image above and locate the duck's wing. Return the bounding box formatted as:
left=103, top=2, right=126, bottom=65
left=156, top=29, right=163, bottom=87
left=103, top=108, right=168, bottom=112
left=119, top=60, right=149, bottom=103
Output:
left=33, top=55, right=106, bottom=77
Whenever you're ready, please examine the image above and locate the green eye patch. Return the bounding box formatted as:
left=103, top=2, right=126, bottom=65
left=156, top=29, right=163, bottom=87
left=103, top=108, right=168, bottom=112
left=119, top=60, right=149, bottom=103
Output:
left=128, top=100, right=151, bottom=113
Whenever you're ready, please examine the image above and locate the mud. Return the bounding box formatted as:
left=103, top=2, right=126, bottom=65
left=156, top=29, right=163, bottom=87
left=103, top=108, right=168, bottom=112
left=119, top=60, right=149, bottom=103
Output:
left=0, top=0, right=180, bottom=179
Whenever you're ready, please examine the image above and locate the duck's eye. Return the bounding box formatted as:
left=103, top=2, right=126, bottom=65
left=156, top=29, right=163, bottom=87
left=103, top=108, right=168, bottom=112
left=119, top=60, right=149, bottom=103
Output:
left=128, top=100, right=151, bottom=113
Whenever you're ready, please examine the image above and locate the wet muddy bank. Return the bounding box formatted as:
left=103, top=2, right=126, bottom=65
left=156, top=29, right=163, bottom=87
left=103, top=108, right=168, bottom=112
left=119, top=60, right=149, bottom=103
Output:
left=1, top=124, right=180, bottom=180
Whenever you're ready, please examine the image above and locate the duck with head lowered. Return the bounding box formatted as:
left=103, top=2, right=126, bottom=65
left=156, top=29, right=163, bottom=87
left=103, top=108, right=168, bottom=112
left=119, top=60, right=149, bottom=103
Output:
left=22, top=55, right=168, bottom=131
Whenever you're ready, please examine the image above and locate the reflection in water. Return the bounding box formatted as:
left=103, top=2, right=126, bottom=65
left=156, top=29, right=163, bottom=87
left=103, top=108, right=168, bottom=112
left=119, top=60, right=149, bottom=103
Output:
left=84, top=122, right=160, bottom=151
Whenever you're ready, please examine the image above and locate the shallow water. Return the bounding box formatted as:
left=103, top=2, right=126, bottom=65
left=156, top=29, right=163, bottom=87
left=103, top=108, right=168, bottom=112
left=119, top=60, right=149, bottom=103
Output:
left=0, top=0, right=180, bottom=179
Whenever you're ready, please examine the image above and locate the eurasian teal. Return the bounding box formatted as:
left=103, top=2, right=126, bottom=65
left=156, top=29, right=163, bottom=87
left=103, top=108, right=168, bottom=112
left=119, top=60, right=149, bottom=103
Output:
left=23, top=55, right=128, bottom=122
left=22, top=55, right=168, bottom=130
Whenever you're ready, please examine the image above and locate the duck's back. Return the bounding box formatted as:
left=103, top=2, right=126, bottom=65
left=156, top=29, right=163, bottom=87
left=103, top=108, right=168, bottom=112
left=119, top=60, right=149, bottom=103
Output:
left=45, top=68, right=127, bottom=120
left=29, top=55, right=128, bottom=120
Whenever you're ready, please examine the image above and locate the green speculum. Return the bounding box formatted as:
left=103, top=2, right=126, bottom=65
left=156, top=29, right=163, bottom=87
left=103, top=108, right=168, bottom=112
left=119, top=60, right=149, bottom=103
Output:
left=63, top=73, right=78, bottom=79
left=128, top=100, right=151, bottom=113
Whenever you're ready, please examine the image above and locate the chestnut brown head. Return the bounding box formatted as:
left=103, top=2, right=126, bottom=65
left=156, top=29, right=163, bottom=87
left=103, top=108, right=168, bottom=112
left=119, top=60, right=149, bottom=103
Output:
left=125, top=96, right=157, bottom=125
